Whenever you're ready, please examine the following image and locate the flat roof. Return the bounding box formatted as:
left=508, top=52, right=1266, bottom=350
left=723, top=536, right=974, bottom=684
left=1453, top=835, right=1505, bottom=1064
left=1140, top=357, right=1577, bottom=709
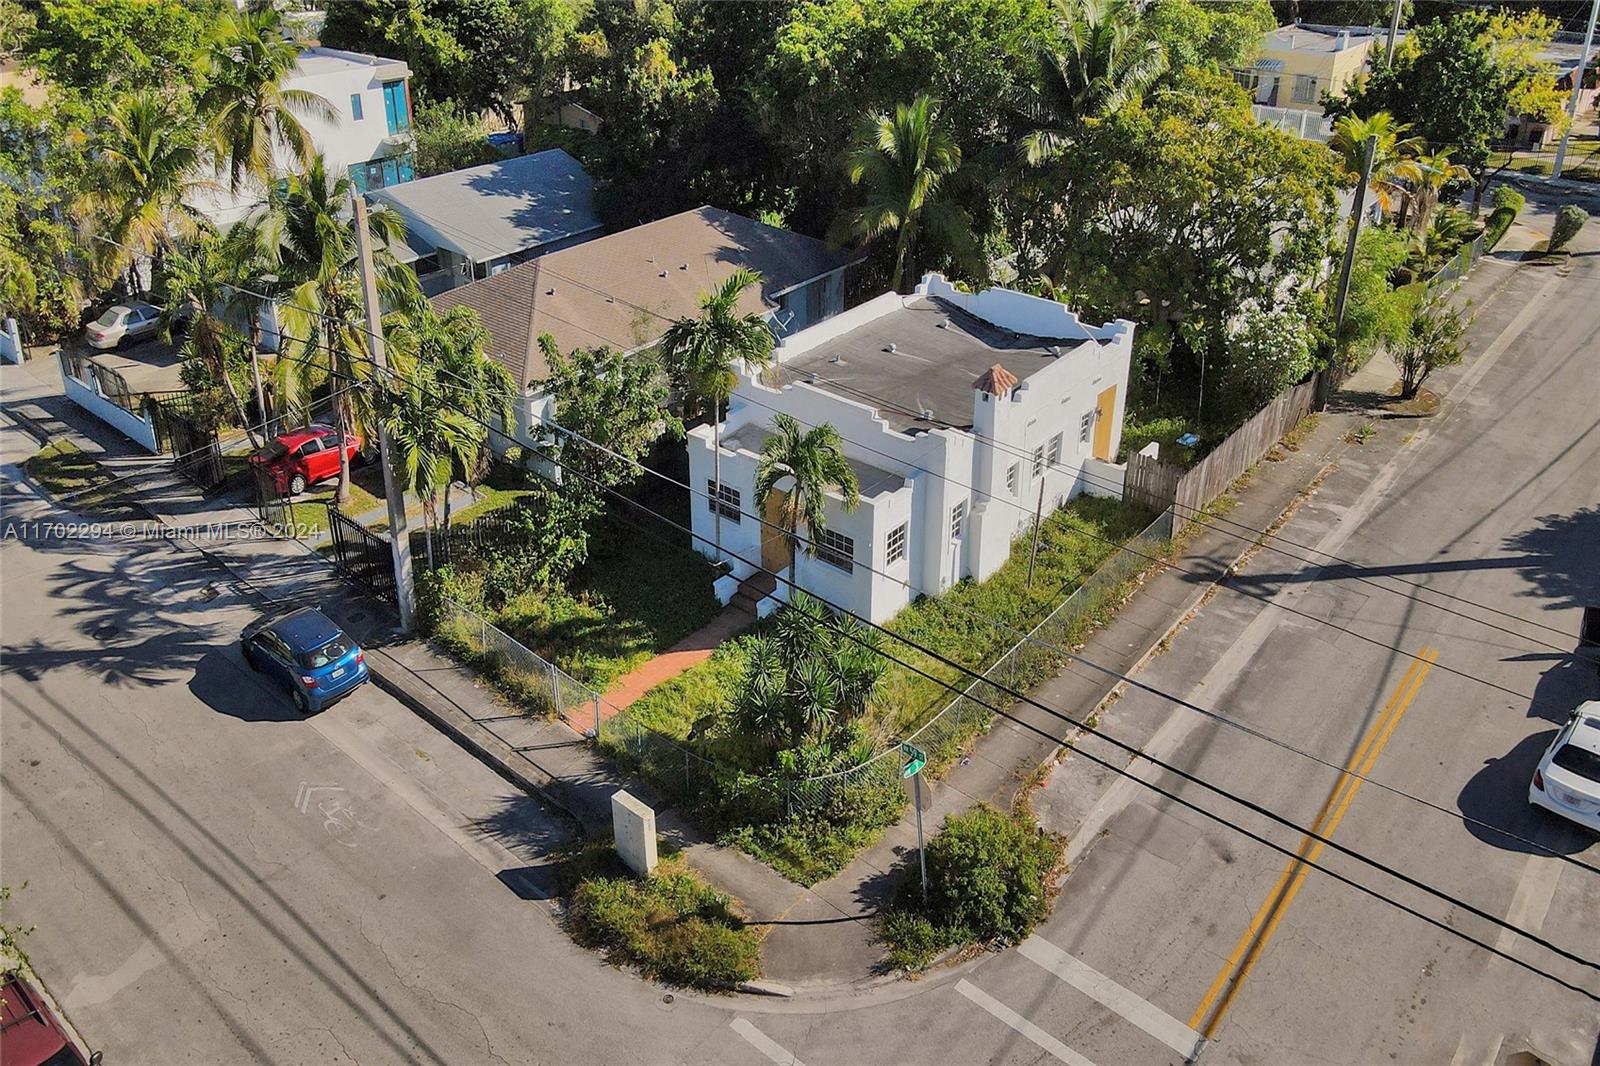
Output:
left=783, top=297, right=1087, bottom=434
left=720, top=423, right=906, bottom=499
left=291, top=46, right=409, bottom=80
left=431, top=206, right=858, bottom=391
left=1261, top=24, right=1385, bottom=54
left=366, top=149, right=600, bottom=265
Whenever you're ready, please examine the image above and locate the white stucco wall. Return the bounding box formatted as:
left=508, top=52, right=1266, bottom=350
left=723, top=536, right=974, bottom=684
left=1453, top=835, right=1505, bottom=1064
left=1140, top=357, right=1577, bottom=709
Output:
left=191, top=48, right=413, bottom=227
left=686, top=276, right=1135, bottom=626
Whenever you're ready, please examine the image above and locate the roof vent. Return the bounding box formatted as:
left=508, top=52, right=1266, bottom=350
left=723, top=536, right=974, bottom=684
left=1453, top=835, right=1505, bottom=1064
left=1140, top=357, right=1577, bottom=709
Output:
left=606, top=296, right=615, bottom=303
left=1048, top=345, right=1063, bottom=357
left=936, top=320, right=950, bottom=329
left=885, top=342, right=897, bottom=354
left=546, top=287, right=556, bottom=296
left=659, top=270, right=668, bottom=278
left=679, top=263, right=688, bottom=270
left=920, top=407, right=935, bottom=420
left=829, top=353, right=844, bottom=364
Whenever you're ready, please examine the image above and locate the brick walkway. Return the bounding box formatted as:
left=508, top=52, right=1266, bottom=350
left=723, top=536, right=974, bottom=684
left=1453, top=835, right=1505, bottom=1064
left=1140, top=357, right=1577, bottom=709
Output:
left=559, top=602, right=756, bottom=732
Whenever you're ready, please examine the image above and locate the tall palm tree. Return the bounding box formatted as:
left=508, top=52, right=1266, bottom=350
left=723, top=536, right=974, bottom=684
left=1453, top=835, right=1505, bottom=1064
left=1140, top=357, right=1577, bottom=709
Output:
left=1393, top=149, right=1471, bottom=234
left=657, top=268, right=775, bottom=556
left=1328, top=112, right=1422, bottom=214
left=218, top=218, right=279, bottom=429
left=377, top=360, right=479, bottom=570
left=840, top=95, right=970, bottom=293
left=160, top=230, right=260, bottom=446
left=388, top=304, right=515, bottom=536
left=200, top=4, right=337, bottom=195
left=753, top=414, right=861, bottom=575
left=250, top=154, right=421, bottom=505
left=1019, top=0, right=1167, bottom=164
left=78, top=92, right=215, bottom=290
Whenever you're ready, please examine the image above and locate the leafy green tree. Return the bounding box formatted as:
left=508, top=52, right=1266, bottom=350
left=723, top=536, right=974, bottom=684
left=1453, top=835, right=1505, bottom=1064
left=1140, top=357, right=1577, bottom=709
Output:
left=541, top=338, right=680, bottom=504
left=22, top=0, right=219, bottom=105
left=414, top=101, right=501, bottom=177
left=1327, top=112, right=1422, bottom=214
left=841, top=95, right=971, bottom=292
left=378, top=359, right=480, bottom=568
left=77, top=91, right=214, bottom=290
left=1337, top=223, right=1413, bottom=366
left=658, top=268, right=775, bottom=553
left=1019, top=0, right=1167, bottom=164
left=0, top=88, right=85, bottom=342
left=1394, top=148, right=1471, bottom=234
left=199, top=4, right=337, bottom=195
left=1144, top=0, right=1274, bottom=77
left=753, top=414, right=861, bottom=564
left=1393, top=287, right=1466, bottom=399
left=1224, top=306, right=1314, bottom=412
left=251, top=155, right=421, bottom=505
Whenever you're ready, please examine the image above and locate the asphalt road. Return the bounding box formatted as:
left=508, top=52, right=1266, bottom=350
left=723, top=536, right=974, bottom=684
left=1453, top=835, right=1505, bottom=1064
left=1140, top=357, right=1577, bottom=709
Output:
left=3, top=189, right=1597, bottom=1066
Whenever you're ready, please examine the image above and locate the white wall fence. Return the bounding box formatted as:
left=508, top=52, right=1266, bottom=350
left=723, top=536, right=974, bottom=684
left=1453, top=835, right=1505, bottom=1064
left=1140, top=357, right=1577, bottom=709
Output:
left=1, top=318, right=22, bottom=364
left=1253, top=104, right=1334, bottom=142
left=57, top=348, right=161, bottom=453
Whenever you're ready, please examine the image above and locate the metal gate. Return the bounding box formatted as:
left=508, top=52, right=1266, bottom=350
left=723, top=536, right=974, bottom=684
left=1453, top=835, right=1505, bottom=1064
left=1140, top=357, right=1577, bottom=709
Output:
left=325, top=505, right=396, bottom=601
left=252, top=464, right=294, bottom=533
left=148, top=394, right=225, bottom=492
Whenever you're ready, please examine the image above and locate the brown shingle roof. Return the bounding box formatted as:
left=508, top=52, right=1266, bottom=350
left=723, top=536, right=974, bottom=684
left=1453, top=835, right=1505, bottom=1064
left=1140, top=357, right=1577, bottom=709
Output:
left=972, top=363, right=1020, bottom=396
left=430, top=206, right=859, bottom=391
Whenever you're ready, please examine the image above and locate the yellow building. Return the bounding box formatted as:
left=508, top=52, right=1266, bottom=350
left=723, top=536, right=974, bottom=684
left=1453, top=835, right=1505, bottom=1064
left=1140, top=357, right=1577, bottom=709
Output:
left=1238, top=24, right=1389, bottom=115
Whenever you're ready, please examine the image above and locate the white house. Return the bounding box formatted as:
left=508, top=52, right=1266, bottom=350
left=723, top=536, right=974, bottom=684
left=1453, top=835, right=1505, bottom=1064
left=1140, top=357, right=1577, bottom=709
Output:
left=192, top=46, right=417, bottom=227
left=688, top=275, right=1136, bottom=625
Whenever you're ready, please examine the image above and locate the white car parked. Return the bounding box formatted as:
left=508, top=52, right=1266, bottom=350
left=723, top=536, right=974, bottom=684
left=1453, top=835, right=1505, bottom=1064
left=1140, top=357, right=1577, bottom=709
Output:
left=84, top=301, right=162, bottom=350
left=1529, top=701, right=1600, bottom=833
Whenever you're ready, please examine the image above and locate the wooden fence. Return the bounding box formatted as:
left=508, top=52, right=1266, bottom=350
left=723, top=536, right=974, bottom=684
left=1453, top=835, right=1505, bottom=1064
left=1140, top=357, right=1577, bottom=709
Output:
left=1124, top=377, right=1319, bottom=533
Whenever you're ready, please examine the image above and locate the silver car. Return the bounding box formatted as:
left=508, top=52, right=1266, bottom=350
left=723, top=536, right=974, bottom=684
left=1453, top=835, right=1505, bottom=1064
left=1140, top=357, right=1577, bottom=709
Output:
left=84, top=301, right=162, bottom=350
left=1529, top=701, right=1600, bottom=834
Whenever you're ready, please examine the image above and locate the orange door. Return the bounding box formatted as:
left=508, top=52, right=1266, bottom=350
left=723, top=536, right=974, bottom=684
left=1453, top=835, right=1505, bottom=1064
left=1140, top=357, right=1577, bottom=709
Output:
left=1092, top=385, right=1117, bottom=461
left=761, top=490, right=793, bottom=573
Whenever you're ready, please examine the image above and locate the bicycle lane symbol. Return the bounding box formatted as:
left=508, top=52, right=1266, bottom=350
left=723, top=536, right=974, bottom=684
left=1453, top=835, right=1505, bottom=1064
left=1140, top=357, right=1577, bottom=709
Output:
left=294, top=782, right=380, bottom=848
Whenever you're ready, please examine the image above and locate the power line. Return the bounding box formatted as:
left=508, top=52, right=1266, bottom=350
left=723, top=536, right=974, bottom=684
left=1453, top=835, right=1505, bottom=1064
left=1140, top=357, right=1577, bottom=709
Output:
left=512, top=425, right=1600, bottom=999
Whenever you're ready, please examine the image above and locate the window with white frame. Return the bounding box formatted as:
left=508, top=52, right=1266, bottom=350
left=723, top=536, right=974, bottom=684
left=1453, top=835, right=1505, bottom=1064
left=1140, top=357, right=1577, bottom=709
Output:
left=816, top=528, right=855, bottom=572
left=1079, top=410, right=1094, bottom=443
left=950, top=500, right=966, bottom=540
left=886, top=522, right=908, bottom=564
left=706, top=479, right=740, bottom=522
left=1006, top=462, right=1019, bottom=496
left=1032, top=445, right=1045, bottom=478
left=1047, top=433, right=1062, bottom=467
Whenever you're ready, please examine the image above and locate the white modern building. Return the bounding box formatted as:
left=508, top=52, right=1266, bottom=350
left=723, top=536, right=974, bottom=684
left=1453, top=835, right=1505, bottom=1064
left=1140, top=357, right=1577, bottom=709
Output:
left=192, top=46, right=417, bottom=227
left=689, top=275, right=1136, bottom=625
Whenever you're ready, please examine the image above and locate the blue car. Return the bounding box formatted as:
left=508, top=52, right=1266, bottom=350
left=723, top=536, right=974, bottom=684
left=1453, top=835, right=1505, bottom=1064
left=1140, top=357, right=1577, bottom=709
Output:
left=241, top=607, right=368, bottom=714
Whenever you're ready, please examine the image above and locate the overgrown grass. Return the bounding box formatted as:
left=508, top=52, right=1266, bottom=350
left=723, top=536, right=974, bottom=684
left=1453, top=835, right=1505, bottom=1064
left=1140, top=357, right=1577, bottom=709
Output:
left=560, top=844, right=762, bottom=990
left=22, top=440, right=143, bottom=520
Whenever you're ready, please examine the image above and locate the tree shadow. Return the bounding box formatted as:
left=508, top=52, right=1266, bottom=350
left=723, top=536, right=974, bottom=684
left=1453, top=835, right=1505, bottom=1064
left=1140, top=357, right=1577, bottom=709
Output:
left=1504, top=506, right=1600, bottom=614
left=1457, top=729, right=1597, bottom=855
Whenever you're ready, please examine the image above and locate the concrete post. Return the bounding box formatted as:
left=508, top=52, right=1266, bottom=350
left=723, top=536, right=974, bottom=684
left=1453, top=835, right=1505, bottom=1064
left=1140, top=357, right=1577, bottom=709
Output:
left=610, top=790, right=658, bottom=876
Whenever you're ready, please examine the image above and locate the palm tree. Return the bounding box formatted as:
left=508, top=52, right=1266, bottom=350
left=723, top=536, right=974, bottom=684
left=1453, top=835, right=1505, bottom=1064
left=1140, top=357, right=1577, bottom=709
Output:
left=377, top=361, right=479, bottom=570
left=200, top=4, right=337, bottom=195
left=250, top=154, right=421, bottom=505
left=753, top=413, right=861, bottom=576
left=78, top=92, right=215, bottom=291
left=218, top=218, right=279, bottom=429
left=160, top=230, right=260, bottom=446
left=657, top=268, right=775, bottom=556
left=388, top=304, right=515, bottom=537
left=1018, top=0, right=1167, bottom=165
left=1393, top=149, right=1471, bottom=234
left=840, top=95, right=970, bottom=293
left=1328, top=112, right=1422, bottom=214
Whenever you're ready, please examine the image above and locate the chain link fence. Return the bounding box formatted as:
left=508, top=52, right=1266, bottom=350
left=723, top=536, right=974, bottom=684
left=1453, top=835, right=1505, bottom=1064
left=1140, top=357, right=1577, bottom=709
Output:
left=435, top=597, right=603, bottom=730
left=599, top=505, right=1177, bottom=822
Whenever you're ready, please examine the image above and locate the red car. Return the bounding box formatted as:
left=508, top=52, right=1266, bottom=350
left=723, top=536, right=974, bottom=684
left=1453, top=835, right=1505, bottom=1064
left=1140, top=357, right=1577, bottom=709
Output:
left=1, top=971, right=96, bottom=1065
left=249, top=423, right=362, bottom=496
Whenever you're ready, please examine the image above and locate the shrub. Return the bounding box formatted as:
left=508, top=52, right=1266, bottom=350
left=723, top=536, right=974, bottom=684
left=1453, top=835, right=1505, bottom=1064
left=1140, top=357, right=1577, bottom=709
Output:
left=881, top=805, right=1063, bottom=969
left=1489, top=184, right=1525, bottom=214
left=1118, top=416, right=1190, bottom=463
left=1550, top=204, right=1587, bottom=252
left=564, top=850, right=761, bottom=990
left=1483, top=186, right=1525, bottom=251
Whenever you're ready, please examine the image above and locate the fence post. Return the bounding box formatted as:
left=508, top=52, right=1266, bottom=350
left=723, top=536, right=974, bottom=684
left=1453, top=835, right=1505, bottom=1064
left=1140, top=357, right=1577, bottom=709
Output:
left=592, top=695, right=602, bottom=740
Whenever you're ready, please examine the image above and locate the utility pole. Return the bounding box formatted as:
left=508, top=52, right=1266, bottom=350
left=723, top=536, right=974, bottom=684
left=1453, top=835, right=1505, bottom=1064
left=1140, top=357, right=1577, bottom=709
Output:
left=1026, top=474, right=1045, bottom=587
left=350, top=191, right=416, bottom=632
left=1553, top=0, right=1599, bottom=182
left=1384, top=0, right=1403, bottom=66
left=1324, top=135, right=1377, bottom=408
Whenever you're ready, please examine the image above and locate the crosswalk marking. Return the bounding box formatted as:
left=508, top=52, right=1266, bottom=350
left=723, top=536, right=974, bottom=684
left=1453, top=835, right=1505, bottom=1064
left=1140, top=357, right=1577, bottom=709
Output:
left=730, top=1018, right=808, bottom=1066
left=1020, top=936, right=1202, bottom=1060
left=955, top=980, right=1099, bottom=1066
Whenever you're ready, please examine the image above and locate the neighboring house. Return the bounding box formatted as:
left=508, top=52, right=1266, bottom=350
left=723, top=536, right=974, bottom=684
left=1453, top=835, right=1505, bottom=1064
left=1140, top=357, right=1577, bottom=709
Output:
left=1506, top=39, right=1598, bottom=149
left=192, top=46, right=417, bottom=227
left=431, top=205, right=859, bottom=452
left=687, top=274, right=1136, bottom=626
left=366, top=149, right=602, bottom=296
left=1238, top=23, right=1398, bottom=141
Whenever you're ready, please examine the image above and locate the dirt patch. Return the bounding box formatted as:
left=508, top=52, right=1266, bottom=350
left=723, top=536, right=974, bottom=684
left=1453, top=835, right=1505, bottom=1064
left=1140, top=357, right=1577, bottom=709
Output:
left=1381, top=384, right=1440, bottom=418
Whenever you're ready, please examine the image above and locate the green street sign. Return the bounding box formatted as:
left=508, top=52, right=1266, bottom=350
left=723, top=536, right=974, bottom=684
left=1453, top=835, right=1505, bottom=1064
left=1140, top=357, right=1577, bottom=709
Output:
left=900, top=742, right=926, bottom=779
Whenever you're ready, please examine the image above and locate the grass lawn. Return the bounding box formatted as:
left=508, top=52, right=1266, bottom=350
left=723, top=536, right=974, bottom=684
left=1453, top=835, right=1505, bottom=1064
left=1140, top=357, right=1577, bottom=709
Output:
left=286, top=479, right=381, bottom=538
left=22, top=440, right=144, bottom=520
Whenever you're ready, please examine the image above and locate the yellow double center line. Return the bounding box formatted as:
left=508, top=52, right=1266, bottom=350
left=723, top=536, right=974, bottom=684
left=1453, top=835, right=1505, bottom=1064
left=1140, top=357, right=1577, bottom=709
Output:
left=1188, top=647, right=1440, bottom=1039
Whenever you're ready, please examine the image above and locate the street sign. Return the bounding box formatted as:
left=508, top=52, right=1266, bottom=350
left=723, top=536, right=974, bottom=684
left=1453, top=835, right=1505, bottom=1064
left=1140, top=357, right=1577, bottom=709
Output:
left=900, top=742, right=926, bottom=779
